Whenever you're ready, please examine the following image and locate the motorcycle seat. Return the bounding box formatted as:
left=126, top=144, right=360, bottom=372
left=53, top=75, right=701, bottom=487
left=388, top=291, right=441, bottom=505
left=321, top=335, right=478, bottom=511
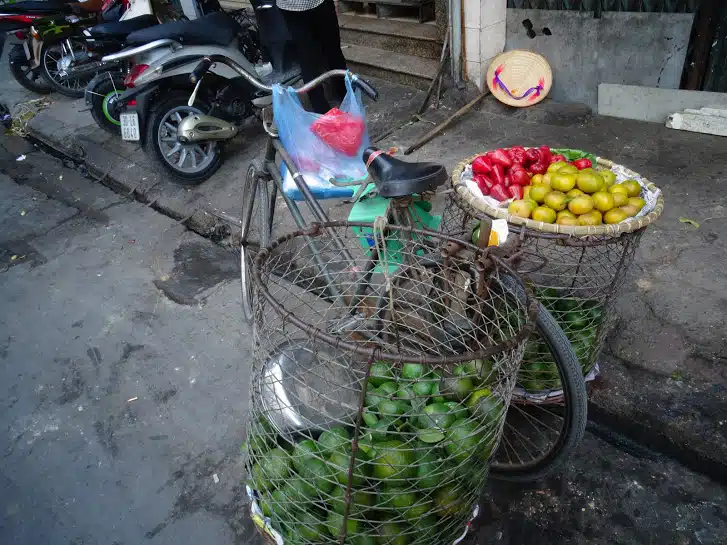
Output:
left=0, top=1, right=73, bottom=14
left=126, top=11, right=240, bottom=47
left=88, top=14, right=158, bottom=39
left=363, top=147, right=447, bottom=198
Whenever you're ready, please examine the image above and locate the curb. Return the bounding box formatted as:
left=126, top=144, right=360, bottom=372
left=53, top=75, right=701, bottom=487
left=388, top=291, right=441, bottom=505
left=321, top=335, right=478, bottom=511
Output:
left=26, top=125, right=242, bottom=248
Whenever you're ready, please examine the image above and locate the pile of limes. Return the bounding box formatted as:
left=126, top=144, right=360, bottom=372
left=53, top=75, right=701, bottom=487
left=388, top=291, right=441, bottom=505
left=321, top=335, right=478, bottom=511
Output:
left=246, top=361, right=506, bottom=545
left=518, top=289, right=603, bottom=390
left=508, top=161, right=646, bottom=226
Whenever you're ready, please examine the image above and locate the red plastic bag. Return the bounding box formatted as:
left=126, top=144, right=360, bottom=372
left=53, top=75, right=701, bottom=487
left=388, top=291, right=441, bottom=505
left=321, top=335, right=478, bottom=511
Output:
left=310, top=107, right=366, bottom=157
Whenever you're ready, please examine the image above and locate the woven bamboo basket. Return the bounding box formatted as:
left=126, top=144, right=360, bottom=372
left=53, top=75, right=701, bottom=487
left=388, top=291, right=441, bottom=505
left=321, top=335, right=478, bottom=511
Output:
left=442, top=151, right=664, bottom=385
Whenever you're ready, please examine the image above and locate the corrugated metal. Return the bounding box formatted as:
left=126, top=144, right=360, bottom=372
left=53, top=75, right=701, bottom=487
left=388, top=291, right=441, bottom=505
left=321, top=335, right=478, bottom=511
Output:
left=507, top=0, right=697, bottom=12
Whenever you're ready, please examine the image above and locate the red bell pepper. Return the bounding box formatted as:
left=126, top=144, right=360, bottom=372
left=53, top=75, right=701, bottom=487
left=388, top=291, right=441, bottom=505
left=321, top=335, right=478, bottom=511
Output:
left=573, top=158, right=593, bottom=170
left=538, top=146, right=552, bottom=164
left=550, top=154, right=567, bottom=163
left=525, top=148, right=541, bottom=165
left=510, top=166, right=531, bottom=186
left=490, top=163, right=506, bottom=186
left=508, top=185, right=524, bottom=200
left=489, top=148, right=513, bottom=169
left=471, top=155, right=492, bottom=175
left=508, top=146, right=527, bottom=165
left=489, top=183, right=510, bottom=202
left=529, top=161, right=548, bottom=175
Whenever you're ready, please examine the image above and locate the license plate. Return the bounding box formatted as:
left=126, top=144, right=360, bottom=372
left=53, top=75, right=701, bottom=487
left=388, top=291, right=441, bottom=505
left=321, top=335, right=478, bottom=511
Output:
left=120, top=112, right=140, bottom=141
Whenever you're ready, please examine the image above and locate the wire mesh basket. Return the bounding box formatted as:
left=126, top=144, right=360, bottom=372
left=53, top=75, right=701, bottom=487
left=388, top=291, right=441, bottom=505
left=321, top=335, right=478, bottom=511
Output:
left=442, top=153, right=664, bottom=386
left=244, top=221, right=537, bottom=545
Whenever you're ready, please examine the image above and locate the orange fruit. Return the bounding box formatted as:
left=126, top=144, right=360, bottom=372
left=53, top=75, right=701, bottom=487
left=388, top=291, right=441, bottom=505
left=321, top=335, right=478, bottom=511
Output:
left=592, top=191, right=615, bottom=212
left=532, top=206, right=556, bottom=223
left=544, top=191, right=567, bottom=211
left=568, top=195, right=595, bottom=215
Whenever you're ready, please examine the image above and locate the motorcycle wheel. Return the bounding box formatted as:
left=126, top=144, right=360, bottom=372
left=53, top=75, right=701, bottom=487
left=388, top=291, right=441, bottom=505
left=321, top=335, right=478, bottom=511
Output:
left=146, top=92, right=224, bottom=185
left=87, top=72, right=126, bottom=135
left=41, top=39, right=95, bottom=98
left=8, top=45, right=52, bottom=95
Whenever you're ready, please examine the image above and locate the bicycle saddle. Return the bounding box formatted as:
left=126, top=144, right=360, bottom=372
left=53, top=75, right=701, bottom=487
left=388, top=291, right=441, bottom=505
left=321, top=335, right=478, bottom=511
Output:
left=363, top=147, right=447, bottom=198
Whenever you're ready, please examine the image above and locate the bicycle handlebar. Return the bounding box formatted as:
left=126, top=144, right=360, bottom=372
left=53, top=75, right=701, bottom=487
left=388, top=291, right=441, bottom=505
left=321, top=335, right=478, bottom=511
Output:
left=187, top=55, right=379, bottom=101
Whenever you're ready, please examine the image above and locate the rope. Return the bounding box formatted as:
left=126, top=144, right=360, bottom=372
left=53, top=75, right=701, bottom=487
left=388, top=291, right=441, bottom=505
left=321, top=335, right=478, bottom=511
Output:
left=372, top=216, right=396, bottom=334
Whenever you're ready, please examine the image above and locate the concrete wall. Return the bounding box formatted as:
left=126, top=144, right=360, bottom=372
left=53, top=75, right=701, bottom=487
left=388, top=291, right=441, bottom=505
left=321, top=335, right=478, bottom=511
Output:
left=463, top=0, right=507, bottom=90
left=505, top=9, right=694, bottom=110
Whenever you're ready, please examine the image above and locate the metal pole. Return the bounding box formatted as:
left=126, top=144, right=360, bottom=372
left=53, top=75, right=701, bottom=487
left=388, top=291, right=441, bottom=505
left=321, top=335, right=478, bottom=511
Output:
left=449, top=0, right=462, bottom=85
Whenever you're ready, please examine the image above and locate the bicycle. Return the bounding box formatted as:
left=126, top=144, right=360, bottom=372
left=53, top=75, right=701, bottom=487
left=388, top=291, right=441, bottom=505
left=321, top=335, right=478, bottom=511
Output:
left=182, top=59, right=587, bottom=480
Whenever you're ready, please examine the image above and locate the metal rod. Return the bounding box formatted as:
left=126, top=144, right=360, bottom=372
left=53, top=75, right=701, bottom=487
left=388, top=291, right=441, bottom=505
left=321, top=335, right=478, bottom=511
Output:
left=417, top=27, right=450, bottom=115
left=404, top=89, right=490, bottom=155
left=101, top=39, right=182, bottom=62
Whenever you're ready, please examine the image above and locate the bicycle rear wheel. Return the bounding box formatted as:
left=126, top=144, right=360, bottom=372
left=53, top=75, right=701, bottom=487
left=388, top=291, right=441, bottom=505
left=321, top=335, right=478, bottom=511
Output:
left=241, top=160, right=271, bottom=323
left=489, top=302, right=587, bottom=481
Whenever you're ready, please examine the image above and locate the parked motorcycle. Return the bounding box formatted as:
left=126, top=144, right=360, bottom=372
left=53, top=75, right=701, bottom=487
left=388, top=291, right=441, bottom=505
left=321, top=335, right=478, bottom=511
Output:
left=1, top=0, right=101, bottom=94
left=101, top=8, right=299, bottom=183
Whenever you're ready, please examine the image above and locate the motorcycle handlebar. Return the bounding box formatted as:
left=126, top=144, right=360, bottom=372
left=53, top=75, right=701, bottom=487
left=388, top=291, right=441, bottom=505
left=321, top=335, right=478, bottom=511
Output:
left=191, top=55, right=378, bottom=101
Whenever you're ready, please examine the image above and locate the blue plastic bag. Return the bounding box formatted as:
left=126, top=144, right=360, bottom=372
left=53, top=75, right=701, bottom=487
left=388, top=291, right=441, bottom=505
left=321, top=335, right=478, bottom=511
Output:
left=273, top=73, right=370, bottom=200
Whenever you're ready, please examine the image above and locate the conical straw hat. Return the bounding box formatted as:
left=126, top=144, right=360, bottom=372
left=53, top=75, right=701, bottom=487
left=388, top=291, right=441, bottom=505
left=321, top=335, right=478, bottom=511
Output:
left=486, top=50, right=552, bottom=107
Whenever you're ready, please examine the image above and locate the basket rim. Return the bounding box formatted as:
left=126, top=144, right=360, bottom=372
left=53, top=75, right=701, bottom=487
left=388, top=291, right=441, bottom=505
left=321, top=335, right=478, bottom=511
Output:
left=251, top=220, right=539, bottom=365
left=451, top=152, right=665, bottom=236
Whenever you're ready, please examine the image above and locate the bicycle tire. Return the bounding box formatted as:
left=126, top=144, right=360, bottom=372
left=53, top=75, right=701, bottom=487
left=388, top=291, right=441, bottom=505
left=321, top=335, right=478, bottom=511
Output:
left=241, top=160, right=270, bottom=323
left=489, top=299, right=587, bottom=481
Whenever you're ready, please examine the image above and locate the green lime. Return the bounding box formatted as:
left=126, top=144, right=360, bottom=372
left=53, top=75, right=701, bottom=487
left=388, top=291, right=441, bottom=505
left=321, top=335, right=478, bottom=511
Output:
left=251, top=447, right=291, bottom=487
left=378, top=381, right=398, bottom=396
left=280, top=477, right=317, bottom=503
left=463, top=359, right=495, bottom=385
left=401, top=497, right=433, bottom=521
left=291, top=439, right=320, bottom=470
left=411, top=380, right=432, bottom=397
left=352, top=534, right=377, bottom=545
left=370, top=440, right=416, bottom=480
left=444, top=401, right=469, bottom=421
left=297, top=509, right=328, bottom=541
left=378, top=399, right=406, bottom=417
left=434, top=485, right=465, bottom=517
left=370, top=362, right=395, bottom=387
left=416, top=402, right=457, bottom=430
left=366, top=417, right=392, bottom=441
left=401, top=363, right=425, bottom=380
left=453, top=364, right=467, bottom=377
left=417, top=429, right=445, bottom=443
left=326, top=511, right=360, bottom=538
left=365, top=388, right=385, bottom=409
left=564, top=311, right=590, bottom=330
left=377, top=522, right=410, bottom=545
left=440, top=375, right=475, bottom=401
left=556, top=298, right=580, bottom=312
left=319, top=426, right=351, bottom=454
left=259, top=495, right=273, bottom=517
left=469, top=394, right=505, bottom=428
left=416, top=516, right=439, bottom=540
left=429, top=381, right=445, bottom=403
left=298, top=456, right=334, bottom=493
left=444, top=419, right=482, bottom=463
left=328, top=450, right=371, bottom=487
left=415, top=452, right=442, bottom=490
left=362, top=409, right=379, bottom=428
left=395, top=386, right=416, bottom=402
left=327, top=485, right=375, bottom=515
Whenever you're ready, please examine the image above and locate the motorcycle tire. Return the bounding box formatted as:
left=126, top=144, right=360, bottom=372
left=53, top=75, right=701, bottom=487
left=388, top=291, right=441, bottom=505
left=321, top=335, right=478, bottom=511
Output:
left=8, top=44, right=52, bottom=95
left=146, top=92, right=224, bottom=185
left=40, top=39, right=95, bottom=99
left=87, top=72, right=126, bottom=135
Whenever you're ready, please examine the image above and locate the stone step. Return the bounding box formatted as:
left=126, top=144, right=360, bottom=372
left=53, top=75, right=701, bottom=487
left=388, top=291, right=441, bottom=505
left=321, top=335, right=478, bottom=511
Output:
left=339, top=14, right=443, bottom=60
left=342, top=43, right=439, bottom=90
